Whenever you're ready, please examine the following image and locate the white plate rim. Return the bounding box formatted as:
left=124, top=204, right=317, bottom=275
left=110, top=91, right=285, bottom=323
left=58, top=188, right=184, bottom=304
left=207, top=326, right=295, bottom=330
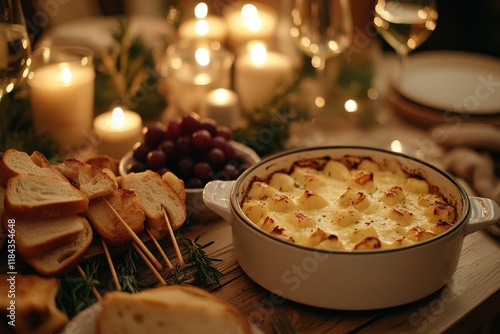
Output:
left=394, top=51, right=500, bottom=115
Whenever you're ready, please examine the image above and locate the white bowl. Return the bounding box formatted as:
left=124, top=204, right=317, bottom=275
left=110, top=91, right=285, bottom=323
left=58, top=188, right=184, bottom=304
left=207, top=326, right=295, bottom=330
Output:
left=119, top=141, right=260, bottom=223
left=203, top=146, right=500, bottom=310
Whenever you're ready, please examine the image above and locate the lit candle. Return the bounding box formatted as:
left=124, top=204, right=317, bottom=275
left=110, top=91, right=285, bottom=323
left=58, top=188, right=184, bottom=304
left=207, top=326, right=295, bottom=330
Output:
left=93, top=107, right=143, bottom=159
left=234, top=43, right=294, bottom=112
left=204, top=88, right=240, bottom=128
left=178, top=2, right=228, bottom=42
left=28, top=61, right=95, bottom=149
left=165, top=40, right=234, bottom=115
left=224, top=3, right=278, bottom=53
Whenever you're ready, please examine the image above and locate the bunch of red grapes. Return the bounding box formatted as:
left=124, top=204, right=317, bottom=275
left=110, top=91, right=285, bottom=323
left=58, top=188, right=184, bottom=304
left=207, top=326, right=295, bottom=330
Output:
left=127, top=115, right=251, bottom=189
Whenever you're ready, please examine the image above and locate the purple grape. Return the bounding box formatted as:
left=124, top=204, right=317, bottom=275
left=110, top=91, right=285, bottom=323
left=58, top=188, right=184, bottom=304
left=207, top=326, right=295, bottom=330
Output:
left=207, top=147, right=226, bottom=166
left=143, top=122, right=166, bottom=148
left=176, top=136, right=192, bottom=157
left=147, top=150, right=167, bottom=169
left=222, top=141, right=237, bottom=160
left=178, top=158, right=195, bottom=177
left=201, top=119, right=218, bottom=137
left=222, top=163, right=239, bottom=180
left=212, top=135, right=227, bottom=150
left=185, top=178, right=204, bottom=189
left=133, top=142, right=151, bottom=163
left=180, top=114, right=202, bottom=135
left=165, top=119, right=182, bottom=141
left=192, top=129, right=212, bottom=150
left=127, top=161, right=147, bottom=173
left=159, top=140, right=176, bottom=159
left=194, top=162, right=213, bottom=181
left=217, top=125, right=233, bottom=141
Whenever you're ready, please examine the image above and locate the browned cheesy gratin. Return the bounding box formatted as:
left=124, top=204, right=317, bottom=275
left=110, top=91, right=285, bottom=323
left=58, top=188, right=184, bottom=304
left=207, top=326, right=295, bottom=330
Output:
left=241, top=156, right=457, bottom=251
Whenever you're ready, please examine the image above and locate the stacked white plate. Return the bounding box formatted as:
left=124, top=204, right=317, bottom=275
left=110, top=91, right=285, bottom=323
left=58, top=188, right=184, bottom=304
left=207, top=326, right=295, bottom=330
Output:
left=388, top=51, right=500, bottom=127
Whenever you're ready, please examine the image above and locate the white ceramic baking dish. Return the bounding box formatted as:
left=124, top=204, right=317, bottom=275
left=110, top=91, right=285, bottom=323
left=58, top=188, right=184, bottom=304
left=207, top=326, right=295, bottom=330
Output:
left=203, top=146, right=500, bottom=310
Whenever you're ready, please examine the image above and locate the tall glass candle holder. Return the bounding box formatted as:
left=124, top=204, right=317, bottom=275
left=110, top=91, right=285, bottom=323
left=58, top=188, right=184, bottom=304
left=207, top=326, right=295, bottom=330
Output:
left=162, top=39, right=234, bottom=116
left=27, top=46, right=95, bottom=150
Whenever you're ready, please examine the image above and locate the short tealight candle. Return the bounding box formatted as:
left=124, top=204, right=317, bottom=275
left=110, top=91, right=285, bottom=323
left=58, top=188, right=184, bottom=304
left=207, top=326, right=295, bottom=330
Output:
left=93, top=107, right=143, bottom=160
left=204, top=88, right=239, bottom=127
left=234, top=43, right=294, bottom=112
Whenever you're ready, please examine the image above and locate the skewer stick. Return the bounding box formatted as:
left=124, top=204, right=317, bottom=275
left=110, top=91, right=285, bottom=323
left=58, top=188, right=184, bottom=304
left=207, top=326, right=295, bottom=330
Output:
left=103, top=198, right=163, bottom=271
left=132, top=242, right=166, bottom=285
left=162, top=206, right=185, bottom=267
left=146, top=228, right=174, bottom=269
left=77, top=265, right=102, bottom=301
left=100, top=237, right=121, bottom=291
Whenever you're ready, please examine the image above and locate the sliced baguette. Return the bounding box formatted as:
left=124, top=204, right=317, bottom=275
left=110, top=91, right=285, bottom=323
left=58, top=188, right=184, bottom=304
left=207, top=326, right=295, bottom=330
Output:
left=0, top=149, right=64, bottom=186
left=56, top=159, right=118, bottom=199
left=22, top=219, right=93, bottom=276
left=97, top=285, right=251, bottom=334
left=162, top=171, right=186, bottom=201
left=86, top=155, right=119, bottom=175
left=86, top=189, right=145, bottom=246
left=120, top=170, right=186, bottom=239
left=0, top=274, right=69, bottom=334
left=1, top=214, right=86, bottom=257
left=4, top=174, right=89, bottom=219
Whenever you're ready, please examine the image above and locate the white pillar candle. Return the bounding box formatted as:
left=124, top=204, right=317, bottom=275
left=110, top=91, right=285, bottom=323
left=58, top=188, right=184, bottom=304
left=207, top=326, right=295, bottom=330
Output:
left=224, top=3, right=278, bottom=53
left=28, top=62, right=95, bottom=149
left=204, top=88, right=239, bottom=128
left=93, top=107, right=143, bottom=160
left=178, top=16, right=228, bottom=43
left=234, top=43, right=294, bottom=112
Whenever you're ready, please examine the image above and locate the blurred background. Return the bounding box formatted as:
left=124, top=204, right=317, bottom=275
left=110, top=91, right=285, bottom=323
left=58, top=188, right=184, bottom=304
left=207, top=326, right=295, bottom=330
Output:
left=20, top=0, right=500, bottom=58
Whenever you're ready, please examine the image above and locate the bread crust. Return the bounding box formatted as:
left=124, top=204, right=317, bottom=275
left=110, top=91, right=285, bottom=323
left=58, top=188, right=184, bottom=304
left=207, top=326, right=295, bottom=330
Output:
left=86, top=189, right=145, bottom=246
left=4, top=174, right=89, bottom=220
left=22, top=219, right=93, bottom=277
left=0, top=149, right=64, bottom=186
left=97, top=285, right=252, bottom=334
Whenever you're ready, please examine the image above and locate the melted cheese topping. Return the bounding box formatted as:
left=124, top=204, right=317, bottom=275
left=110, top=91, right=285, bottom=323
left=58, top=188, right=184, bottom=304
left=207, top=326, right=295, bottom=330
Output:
left=242, top=157, right=456, bottom=251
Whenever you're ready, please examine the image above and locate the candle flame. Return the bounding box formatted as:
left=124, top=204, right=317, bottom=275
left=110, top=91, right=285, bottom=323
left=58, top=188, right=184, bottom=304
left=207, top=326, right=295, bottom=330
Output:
left=112, top=107, right=125, bottom=127
left=60, top=66, right=72, bottom=84
left=195, top=47, right=210, bottom=66
left=250, top=43, right=267, bottom=65
left=195, top=2, right=208, bottom=19
left=195, top=19, right=209, bottom=36
left=214, top=88, right=228, bottom=102
left=242, top=4, right=262, bottom=31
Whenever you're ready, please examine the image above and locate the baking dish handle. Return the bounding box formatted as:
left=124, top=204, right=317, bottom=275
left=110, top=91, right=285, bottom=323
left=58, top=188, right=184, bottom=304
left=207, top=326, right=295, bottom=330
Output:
left=465, top=196, right=500, bottom=235
left=203, top=180, right=235, bottom=223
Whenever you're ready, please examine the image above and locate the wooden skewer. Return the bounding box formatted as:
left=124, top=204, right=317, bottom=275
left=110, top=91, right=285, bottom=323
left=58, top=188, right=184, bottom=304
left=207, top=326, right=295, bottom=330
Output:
left=100, top=237, right=121, bottom=291
left=77, top=265, right=102, bottom=301
left=162, top=206, right=185, bottom=267
left=103, top=198, right=163, bottom=271
left=146, top=228, right=174, bottom=269
left=132, top=242, right=166, bottom=285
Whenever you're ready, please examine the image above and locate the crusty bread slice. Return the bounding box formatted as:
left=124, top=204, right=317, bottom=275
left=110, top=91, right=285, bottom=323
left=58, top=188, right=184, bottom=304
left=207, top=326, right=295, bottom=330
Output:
left=0, top=274, right=68, bottom=334
left=86, top=155, right=119, bottom=175
left=120, top=171, right=186, bottom=239
left=0, top=149, right=64, bottom=186
left=162, top=171, right=186, bottom=201
left=4, top=174, right=89, bottom=219
left=56, top=159, right=118, bottom=199
left=1, top=214, right=86, bottom=257
left=86, top=189, right=145, bottom=246
left=22, top=219, right=93, bottom=276
left=97, top=285, right=251, bottom=334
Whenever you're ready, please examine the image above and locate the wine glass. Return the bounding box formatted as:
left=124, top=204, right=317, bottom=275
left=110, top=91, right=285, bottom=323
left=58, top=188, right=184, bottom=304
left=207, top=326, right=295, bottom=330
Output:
left=290, top=0, right=352, bottom=111
left=374, top=0, right=438, bottom=78
left=0, top=0, right=31, bottom=101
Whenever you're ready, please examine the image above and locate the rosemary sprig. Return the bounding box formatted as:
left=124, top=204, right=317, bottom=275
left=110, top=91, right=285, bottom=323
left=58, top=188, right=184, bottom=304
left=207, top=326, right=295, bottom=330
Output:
left=166, top=237, right=223, bottom=288
left=117, top=246, right=158, bottom=293
left=56, top=262, right=100, bottom=319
